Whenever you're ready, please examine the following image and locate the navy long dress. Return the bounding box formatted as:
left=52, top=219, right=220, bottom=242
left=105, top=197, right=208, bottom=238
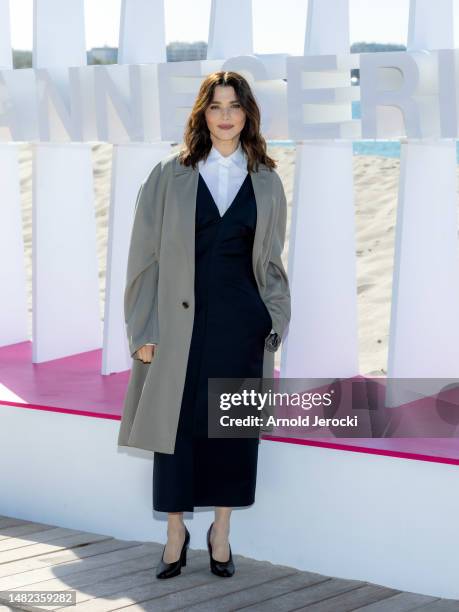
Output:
left=152, top=170, right=272, bottom=512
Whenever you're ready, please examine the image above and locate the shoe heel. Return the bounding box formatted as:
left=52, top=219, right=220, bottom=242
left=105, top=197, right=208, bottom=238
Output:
left=155, top=526, right=190, bottom=579
left=206, top=521, right=235, bottom=578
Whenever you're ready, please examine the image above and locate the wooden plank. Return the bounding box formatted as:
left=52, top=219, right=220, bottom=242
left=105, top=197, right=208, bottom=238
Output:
left=47, top=551, right=210, bottom=611
left=0, top=524, right=56, bottom=542
left=0, top=528, right=97, bottom=552
left=0, top=542, right=152, bottom=591
left=0, top=519, right=455, bottom=612
left=6, top=549, right=205, bottom=605
left=408, top=600, right=459, bottom=611
left=229, top=577, right=367, bottom=611
left=349, top=591, right=439, bottom=610
left=71, top=558, right=299, bottom=612
left=182, top=571, right=331, bottom=611
left=291, top=584, right=401, bottom=611
left=0, top=596, right=48, bottom=612
left=0, top=533, right=111, bottom=564
left=0, top=539, right=147, bottom=580
left=0, top=518, right=33, bottom=530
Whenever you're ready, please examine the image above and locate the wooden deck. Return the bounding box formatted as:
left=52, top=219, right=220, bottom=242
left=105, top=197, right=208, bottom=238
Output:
left=0, top=515, right=456, bottom=611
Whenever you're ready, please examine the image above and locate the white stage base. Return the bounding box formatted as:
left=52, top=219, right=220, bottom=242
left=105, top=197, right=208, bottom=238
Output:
left=1, top=405, right=458, bottom=599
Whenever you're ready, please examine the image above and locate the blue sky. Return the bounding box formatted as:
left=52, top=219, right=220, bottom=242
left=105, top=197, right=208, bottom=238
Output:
left=8, top=0, right=459, bottom=52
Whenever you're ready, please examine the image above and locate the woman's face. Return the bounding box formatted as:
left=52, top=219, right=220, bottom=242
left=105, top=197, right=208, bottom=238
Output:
left=204, top=85, right=246, bottom=146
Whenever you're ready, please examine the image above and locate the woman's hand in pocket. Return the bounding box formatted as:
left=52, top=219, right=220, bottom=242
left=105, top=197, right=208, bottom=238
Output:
left=135, top=344, right=155, bottom=363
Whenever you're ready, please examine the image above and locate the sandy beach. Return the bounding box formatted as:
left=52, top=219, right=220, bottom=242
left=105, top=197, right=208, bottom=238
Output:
left=17, top=143, right=400, bottom=375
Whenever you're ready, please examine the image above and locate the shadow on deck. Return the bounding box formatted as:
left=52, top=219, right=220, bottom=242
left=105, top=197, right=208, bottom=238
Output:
left=0, top=515, right=455, bottom=611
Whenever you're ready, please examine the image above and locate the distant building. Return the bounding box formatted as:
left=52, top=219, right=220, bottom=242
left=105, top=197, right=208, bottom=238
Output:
left=85, top=42, right=207, bottom=65
left=13, top=40, right=405, bottom=72
left=88, top=46, right=118, bottom=64
left=167, top=41, right=207, bottom=62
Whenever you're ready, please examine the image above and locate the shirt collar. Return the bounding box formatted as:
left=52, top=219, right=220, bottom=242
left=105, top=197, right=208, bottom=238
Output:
left=206, top=142, right=246, bottom=170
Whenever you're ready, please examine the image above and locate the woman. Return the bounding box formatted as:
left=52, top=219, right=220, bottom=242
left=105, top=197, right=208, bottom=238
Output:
left=118, top=70, right=291, bottom=580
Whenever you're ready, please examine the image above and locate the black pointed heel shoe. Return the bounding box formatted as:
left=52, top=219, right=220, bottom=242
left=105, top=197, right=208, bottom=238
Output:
left=206, top=522, right=235, bottom=577
left=156, top=525, right=190, bottom=579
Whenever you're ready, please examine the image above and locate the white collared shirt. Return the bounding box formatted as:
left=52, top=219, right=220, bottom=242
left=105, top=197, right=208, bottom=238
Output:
left=197, top=142, right=248, bottom=216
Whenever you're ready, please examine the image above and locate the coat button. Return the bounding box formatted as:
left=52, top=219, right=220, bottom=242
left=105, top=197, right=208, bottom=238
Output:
left=182, top=301, right=189, bottom=308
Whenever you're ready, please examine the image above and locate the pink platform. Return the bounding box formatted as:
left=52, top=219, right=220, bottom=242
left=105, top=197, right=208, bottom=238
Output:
left=1, top=341, right=458, bottom=465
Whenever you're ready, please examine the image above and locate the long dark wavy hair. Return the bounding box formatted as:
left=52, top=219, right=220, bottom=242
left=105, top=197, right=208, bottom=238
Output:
left=178, top=71, right=277, bottom=173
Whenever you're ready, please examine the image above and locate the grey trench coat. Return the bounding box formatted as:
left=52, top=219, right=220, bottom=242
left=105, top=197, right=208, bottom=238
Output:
left=117, top=150, right=291, bottom=454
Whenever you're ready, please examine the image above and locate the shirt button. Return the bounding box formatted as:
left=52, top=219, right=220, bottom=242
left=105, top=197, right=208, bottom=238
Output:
left=182, top=301, right=189, bottom=308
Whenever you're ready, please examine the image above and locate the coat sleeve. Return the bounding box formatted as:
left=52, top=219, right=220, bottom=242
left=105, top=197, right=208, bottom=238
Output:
left=263, top=173, right=291, bottom=353
left=124, top=161, right=165, bottom=359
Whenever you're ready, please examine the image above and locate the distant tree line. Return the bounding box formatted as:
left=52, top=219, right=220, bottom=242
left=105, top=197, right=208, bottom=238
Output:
left=351, top=42, right=407, bottom=82
left=11, top=41, right=406, bottom=78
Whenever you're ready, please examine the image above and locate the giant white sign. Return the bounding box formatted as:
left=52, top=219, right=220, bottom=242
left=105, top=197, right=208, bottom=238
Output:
left=1, top=49, right=459, bottom=142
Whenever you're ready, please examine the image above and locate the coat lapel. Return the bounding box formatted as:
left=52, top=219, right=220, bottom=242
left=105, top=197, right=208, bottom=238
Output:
left=173, top=159, right=198, bottom=280
left=172, top=154, right=272, bottom=281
